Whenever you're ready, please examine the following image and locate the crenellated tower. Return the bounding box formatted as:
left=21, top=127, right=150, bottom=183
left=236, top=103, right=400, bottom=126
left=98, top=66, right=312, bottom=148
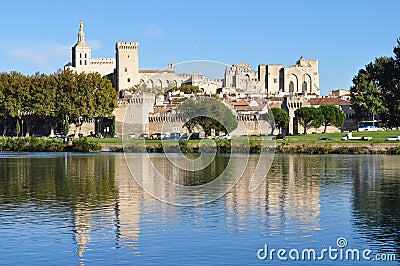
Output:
left=116, top=42, right=139, bottom=91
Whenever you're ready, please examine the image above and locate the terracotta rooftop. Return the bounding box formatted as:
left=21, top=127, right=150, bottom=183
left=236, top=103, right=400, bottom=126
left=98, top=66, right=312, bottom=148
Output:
left=229, top=99, right=249, bottom=106
left=234, top=106, right=252, bottom=112
left=269, top=97, right=284, bottom=101
left=310, top=98, right=351, bottom=106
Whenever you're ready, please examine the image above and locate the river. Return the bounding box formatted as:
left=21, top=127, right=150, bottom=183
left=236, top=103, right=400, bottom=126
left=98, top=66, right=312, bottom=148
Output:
left=0, top=153, right=399, bottom=265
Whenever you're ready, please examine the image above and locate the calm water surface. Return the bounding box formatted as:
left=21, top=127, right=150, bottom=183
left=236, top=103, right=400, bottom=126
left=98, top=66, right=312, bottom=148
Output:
left=0, top=153, right=399, bottom=265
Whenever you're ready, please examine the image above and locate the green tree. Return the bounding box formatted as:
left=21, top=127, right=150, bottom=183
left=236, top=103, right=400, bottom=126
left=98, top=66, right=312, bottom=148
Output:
left=382, top=39, right=400, bottom=126
left=0, top=69, right=118, bottom=137
left=349, top=39, right=400, bottom=127
left=15, top=119, right=20, bottom=137
left=110, top=116, right=116, bottom=137
left=64, top=115, right=70, bottom=136
left=0, top=73, right=11, bottom=135
left=350, top=58, right=390, bottom=121
left=270, top=108, right=289, bottom=134
left=294, top=106, right=323, bottom=134
left=55, top=70, right=117, bottom=136
left=319, top=104, right=346, bottom=133
left=178, top=97, right=237, bottom=136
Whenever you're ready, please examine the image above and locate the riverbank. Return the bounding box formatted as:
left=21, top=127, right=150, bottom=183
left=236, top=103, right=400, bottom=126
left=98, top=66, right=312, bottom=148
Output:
left=0, top=137, right=101, bottom=152
left=101, top=141, right=400, bottom=154
left=1, top=133, right=399, bottom=154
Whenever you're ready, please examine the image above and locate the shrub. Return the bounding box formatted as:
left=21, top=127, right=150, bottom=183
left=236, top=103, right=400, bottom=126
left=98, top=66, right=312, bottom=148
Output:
left=67, top=137, right=101, bottom=152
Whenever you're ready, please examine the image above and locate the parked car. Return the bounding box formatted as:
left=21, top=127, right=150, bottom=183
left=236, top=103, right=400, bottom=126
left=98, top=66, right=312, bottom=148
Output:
left=341, top=133, right=372, bottom=141
left=272, top=134, right=286, bottom=140
left=217, top=134, right=231, bottom=140
left=138, top=133, right=148, bottom=139
left=57, top=136, right=74, bottom=143
left=385, top=136, right=400, bottom=141
left=151, top=133, right=165, bottom=140
left=317, top=137, right=332, bottom=141
left=168, top=133, right=181, bottom=140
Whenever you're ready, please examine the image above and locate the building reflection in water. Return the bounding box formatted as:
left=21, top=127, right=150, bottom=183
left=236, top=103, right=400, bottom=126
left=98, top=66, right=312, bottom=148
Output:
left=114, top=156, right=142, bottom=252
left=225, top=154, right=321, bottom=234
left=70, top=153, right=323, bottom=256
left=3, top=153, right=399, bottom=264
left=68, top=154, right=144, bottom=264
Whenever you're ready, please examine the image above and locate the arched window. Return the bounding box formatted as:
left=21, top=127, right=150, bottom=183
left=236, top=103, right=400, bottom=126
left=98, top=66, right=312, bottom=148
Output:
left=302, top=81, right=307, bottom=93
left=127, top=78, right=131, bottom=82
left=289, top=81, right=294, bottom=93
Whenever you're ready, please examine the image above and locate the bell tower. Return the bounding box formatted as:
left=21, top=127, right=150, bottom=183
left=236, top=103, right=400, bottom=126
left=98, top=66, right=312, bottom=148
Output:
left=71, top=20, right=92, bottom=72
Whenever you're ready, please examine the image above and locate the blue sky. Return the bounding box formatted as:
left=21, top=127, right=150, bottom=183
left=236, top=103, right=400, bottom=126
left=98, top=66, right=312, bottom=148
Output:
left=0, top=0, right=399, bottom=95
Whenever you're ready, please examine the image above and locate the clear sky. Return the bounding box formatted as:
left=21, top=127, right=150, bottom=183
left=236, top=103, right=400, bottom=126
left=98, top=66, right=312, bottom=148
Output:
left=0, top=0, right=399, bottom=95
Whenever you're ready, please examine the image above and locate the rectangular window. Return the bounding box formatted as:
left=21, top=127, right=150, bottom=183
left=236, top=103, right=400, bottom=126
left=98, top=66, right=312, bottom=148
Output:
left=274, top=78, right=277, bottom=83
left=124, top=67, right=128, bottom=72
left=127, top=78, right=130, bottom=82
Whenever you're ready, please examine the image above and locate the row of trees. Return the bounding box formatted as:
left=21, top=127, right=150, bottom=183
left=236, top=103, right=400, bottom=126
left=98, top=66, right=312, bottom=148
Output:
left=295, top=105, right=345, bottom=134
left=350, top=39, right=400, bottom=127
left=268, top=105, right=345, bottom=134
left=0, top=70, right=118, bottom=136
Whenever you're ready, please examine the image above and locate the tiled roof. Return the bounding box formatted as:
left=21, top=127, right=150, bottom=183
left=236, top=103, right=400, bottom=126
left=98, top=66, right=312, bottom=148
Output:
left=235, top=106, right=252, bottom=111
left=229, top=99, right=249, bottom=106
left=310, top=98, right=351, bottom=106
left=269, top=97, right=284, bottom=101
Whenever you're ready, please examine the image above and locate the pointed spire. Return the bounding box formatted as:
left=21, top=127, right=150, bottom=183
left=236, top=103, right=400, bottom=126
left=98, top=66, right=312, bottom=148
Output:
left=78, top=20, right=85, bottom=43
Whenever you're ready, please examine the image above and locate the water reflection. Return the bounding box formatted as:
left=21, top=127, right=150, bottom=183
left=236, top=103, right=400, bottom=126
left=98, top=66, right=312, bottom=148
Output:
left=0, top=153, right=399, bottom=265
left=349, top=155, right=400, bottom=257
left=224, top=154, right=321, bottom=236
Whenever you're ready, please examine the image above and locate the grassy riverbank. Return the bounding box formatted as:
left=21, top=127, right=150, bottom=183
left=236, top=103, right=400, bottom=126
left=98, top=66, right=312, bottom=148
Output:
left=0, top=137, right=101, bottom=152
left=1, top=130, right=399, bottom=154
left=98, top=130, right=400, bottom=154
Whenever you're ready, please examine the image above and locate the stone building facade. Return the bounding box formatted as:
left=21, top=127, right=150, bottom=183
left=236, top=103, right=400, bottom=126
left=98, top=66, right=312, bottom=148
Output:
left=223, top=57, right=320, bottom=97
left=65, top=21, right=222, bottom=94
left=63, top=21, right=341, bottom=137
left=65, top=21, right=320, bottom=99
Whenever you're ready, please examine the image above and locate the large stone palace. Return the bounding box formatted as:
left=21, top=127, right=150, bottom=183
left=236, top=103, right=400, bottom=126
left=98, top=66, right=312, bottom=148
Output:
left=65, top=21, right=320, bottom=97
left=62, top=21, right=355, bottom=136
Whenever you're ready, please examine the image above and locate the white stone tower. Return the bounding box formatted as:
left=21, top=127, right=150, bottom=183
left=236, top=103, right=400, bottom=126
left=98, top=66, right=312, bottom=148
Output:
left=116, top=42, right=139, bottom=91
left=71, top=20, right=92, bottom=72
